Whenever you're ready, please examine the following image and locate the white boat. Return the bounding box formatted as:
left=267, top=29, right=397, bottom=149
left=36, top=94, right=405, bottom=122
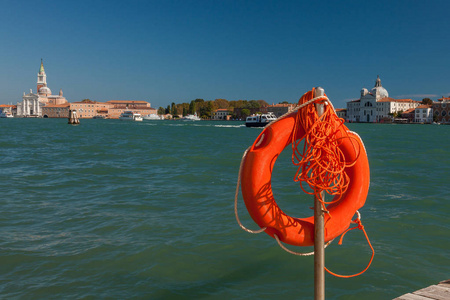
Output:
left=0, top=112, right=13, bottom=118
left=180, top=113, right=201, bottom=121
left=143, top=114, right=164, bottom=120
left=119, top=111, right=143, bottom=121
left=245, top=113, right=277, bottom=127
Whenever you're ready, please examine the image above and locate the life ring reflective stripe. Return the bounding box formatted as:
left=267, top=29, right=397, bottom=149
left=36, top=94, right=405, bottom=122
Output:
left=240, top=111, right=370, bottom=247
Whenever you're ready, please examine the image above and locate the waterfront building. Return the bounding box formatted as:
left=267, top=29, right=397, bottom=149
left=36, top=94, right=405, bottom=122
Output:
left=16, top=60, right=68, bottom=117
left=212, top=108, right=232, bottom=120
left=70, top=100, right=113, bottom=119
left=42, top=103, right=70, bottom=118
left=267, top=103, right=295, bottom=118
left=433, top=97, right=450, bottom=123
left=401, top=108, right=416, bottom=123
left=335, top=108, right=347, bottom=120
left=376, top=98, right=421, bottom=122
left=346, top=76, right=421, bottom=122
left=106, top=100, right=156, bottom=119
left=415, top=105, right=433, bottom=123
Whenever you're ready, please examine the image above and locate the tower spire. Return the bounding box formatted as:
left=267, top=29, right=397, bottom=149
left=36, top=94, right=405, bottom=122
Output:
left=37, top=59, right=47, bottom=93
left=375, top=75, right=382, bottom=87
left=39, top=58, right=45, bottom=73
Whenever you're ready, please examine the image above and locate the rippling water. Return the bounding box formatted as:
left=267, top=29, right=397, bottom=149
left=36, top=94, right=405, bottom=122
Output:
left=0, top=118, right=449, bottom=299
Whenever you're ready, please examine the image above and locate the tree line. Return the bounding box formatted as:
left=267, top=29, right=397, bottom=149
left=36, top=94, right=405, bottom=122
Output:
left=157, top=99, right=272, bottom=119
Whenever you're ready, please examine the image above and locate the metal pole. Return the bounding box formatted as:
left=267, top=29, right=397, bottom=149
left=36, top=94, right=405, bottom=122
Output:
left=314, top=87, right=325, bottom=300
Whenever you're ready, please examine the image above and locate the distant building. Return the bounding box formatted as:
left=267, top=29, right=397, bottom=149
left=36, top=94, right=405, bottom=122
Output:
left=346, top=99, right=361, bottom=122
left=42, top=103, right=70, bottom=118
left=377, top=98, right=421, bottom=121
left=433, top=97, right=450, bottom=123
left=414, top=105, right=433, bottom=123
left=106, top=100, right=156, bottom=119
left=16, top=60, right=68, bottom=117
left=267, top=103, right=296, bottom=118
left=335, top=108, right=347, bottom=120
left=400, top=108, right=415, bottom=123
left=212, top=108, right=232, bottom=120
left=346, top=76, right=421, bottom=122
left=70, top=100, right=112, bottom=119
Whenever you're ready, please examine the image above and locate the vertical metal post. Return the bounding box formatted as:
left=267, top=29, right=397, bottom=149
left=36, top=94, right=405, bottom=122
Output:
left=314, top=87, right=325, bottom=300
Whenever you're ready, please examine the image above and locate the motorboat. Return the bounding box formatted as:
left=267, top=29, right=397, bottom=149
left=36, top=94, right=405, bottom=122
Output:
left=119, top=111, right=143, bottom=121
left=0, top=112, right=13, bottom=118
left=180, top=113, right=201, bottom=121
left=245, top=113, right=277, bottom=127
left=143, top=114, right=164, bottom=120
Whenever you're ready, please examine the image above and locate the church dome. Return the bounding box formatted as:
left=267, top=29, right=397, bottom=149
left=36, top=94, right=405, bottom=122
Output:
left=370, top=86, right=388, bottom=98
left=39, top=86, right=52, bottom=95
left=361, top=88, right=369, bottom=97
left=370, top=75, right=388, bottom=99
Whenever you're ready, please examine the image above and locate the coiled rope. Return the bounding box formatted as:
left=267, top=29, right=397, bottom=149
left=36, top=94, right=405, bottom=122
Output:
left=292, top=89, right=361, bottom=211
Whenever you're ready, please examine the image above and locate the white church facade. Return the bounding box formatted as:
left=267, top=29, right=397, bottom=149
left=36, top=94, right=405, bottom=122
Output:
left=346, top=76, right=421, bottom=122
left=16, top=60, right=68, bottom=117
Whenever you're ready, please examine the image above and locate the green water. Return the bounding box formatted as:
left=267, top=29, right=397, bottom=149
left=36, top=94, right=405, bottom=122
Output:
left=0, top=118, right=449, bottom=299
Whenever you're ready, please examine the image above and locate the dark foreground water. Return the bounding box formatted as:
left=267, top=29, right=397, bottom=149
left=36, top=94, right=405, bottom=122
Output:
left=0, top=118, right=449, bottom=299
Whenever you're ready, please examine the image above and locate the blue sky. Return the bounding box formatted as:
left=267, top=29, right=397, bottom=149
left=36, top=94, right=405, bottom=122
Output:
left=1, top=0, right=449, bottom=109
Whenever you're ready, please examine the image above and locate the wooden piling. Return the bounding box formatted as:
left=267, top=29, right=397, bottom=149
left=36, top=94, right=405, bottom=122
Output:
left=68, top=109, right=80, bottom=125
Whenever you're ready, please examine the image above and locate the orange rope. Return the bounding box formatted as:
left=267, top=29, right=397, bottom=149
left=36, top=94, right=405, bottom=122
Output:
left=291, top=89, right=373, bottom=277
left=324, top=218, right=375, bottom=278
left=291, top=89, right=357, bottom=209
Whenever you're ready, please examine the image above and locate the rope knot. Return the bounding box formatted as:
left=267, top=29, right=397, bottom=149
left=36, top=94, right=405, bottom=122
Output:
left=354, top=218, right=364, bottom=230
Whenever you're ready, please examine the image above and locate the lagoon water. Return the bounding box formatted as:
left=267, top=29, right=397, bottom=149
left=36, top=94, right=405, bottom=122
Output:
left=0, top=118, right=449, bottom=299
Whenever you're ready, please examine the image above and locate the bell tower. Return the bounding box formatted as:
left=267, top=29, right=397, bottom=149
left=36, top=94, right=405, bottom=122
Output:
left=37, top=58, right=47, bottom=93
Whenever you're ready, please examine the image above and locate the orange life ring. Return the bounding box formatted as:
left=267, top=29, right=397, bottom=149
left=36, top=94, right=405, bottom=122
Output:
left=240, top=110, right=370, bottom=247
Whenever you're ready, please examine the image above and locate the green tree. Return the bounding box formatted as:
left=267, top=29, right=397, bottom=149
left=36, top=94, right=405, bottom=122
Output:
left=189, top=100, right=196, bottom=114
left=165, top=105, right=170, bottom=114
left=158, top=107, right=165, bottom=115
left=394, top=110, right=404, bottom=118
left=198, top=101, right=214, bottom=119
left=246, top=100, right=260, bottom=109
left=230, top=100, right=246, bottom=108
left=214, top=98, right=229, bottom=109
left=421, top=98, right=433, bottom=105
left=241, top=109, right=251, bottom=118
left=257, top=100, right=269, bottom=107
left=433, top=113, right=439, bottom=122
